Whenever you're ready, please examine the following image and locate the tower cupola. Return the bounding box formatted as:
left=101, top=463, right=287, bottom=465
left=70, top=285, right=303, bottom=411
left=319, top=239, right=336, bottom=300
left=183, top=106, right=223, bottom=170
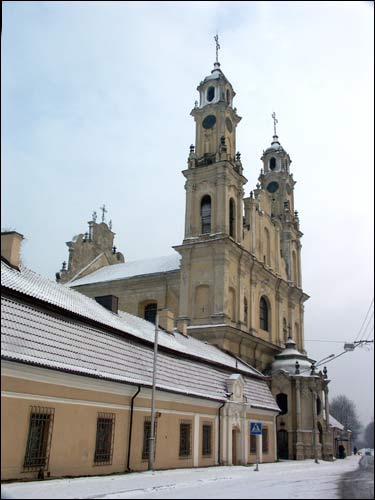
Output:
left=261, top=113, right=291, bottom=175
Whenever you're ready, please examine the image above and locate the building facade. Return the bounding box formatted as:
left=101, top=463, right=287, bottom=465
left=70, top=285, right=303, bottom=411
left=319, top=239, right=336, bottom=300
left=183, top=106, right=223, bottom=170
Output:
left=53, top=58, right=334, bottom=461
left=1, top=233, right=279, bottom=480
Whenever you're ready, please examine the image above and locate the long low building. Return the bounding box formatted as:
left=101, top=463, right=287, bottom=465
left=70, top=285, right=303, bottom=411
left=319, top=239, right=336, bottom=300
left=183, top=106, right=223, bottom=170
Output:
left=1, top=234, right=279, bottom=481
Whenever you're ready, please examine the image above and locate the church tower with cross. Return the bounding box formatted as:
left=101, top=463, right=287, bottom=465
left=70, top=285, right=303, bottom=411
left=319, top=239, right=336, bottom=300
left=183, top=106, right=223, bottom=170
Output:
left=172, top=37, right=308, bottom=370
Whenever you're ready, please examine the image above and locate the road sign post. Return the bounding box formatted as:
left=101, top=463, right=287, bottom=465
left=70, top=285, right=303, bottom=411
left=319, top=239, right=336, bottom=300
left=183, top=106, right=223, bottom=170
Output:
left=250, top=422, right=262, bottom=472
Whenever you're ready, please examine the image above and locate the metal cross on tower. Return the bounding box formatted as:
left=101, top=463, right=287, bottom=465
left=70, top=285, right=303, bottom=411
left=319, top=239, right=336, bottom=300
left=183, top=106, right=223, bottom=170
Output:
left=272, top=111, right=278, bottom=136
left=214, top=34, right=220, bottom=63
left=100, top=204, right=107, bottom=223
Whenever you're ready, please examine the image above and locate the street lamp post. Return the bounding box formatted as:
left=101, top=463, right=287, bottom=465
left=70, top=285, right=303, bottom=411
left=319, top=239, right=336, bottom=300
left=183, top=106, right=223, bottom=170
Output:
left=148, top=310, right=159, bottom=471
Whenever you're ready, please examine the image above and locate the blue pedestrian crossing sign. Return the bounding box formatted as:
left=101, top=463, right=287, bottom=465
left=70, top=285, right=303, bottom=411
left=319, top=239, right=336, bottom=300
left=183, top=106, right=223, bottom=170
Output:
left=250, top=422, right=262, bottom=435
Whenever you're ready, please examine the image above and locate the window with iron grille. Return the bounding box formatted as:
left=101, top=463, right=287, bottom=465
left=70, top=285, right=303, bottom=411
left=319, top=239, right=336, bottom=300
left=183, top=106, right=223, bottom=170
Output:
left=23, top=406, right=55, bottom=471
left=94, top=413, right=115, bottom=465
left=142, top=418, right=157, bottom=460
left=262, top=428, right=269, bottom=453
left=250, top=434, right=256, bottom=454
left=179, top=422, right=192, bottom=458
left=202, top=424, right=212, bottom=456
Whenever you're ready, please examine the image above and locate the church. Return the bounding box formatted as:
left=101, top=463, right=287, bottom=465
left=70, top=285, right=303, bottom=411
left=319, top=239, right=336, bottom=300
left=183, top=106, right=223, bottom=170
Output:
left=56, top=50, right=334, bottom=462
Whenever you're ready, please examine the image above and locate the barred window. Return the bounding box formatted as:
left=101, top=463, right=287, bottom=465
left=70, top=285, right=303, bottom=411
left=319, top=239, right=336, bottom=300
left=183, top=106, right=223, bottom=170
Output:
left=250, top=434, right=256, bottom=454
left=23, top=406, right=55, bottom=471
left=262, top=428, right=269, bottom=453
left=202, top=424, right=212, bottom=456
left=179, top=422, right=192, bottom=458
left=94, top=413, right=115, bottom=465
left=142, top=418, right=157, bottom=460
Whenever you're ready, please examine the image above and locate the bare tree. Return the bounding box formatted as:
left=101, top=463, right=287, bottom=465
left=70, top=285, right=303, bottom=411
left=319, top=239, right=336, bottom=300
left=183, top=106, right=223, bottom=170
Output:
left=330, top=394, right=363, bottom=442
left=364, top=420, right=374, bottom=448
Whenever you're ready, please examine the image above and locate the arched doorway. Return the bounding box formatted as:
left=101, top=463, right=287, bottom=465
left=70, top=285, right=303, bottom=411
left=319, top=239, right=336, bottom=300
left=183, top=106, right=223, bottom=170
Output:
left=232, top=427, right=241, bottom=465
left=277, top=429, right=289, bottom=459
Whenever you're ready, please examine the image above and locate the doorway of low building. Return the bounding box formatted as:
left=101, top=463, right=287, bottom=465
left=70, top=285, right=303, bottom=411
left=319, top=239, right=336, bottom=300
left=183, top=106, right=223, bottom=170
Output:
left=277, top=429, right=289, bottom=459
left=232, top=429, right=238, bottom=465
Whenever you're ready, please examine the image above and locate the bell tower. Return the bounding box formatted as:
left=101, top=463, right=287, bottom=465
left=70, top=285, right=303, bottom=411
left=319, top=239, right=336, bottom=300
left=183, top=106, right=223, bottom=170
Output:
left=174, top=36, right=248, bottom=331
left=258, top=113, right=302, bottom=285
left=182, top=37, right=246, bottom=244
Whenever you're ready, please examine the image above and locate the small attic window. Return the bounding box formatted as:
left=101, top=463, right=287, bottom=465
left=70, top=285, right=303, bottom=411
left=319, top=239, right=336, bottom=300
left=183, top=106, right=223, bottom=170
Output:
left=270, top=157, right=276, bottom=170
left=226, top=89, right=230, bottom=103
left=207, top=86, right=215, bottom=102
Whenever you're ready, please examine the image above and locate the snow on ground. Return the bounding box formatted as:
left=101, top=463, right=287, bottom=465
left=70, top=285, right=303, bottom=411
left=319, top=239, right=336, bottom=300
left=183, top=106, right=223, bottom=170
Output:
left=1, top=457, right=360, bottom=500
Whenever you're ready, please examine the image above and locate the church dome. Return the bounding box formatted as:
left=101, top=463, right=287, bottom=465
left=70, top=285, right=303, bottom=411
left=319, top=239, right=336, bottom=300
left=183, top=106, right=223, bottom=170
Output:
left=202, top=62, right=229, bottom=83
left=264, top=135, right=285, bottom=155
left=271, top=337, right=312, bottom=375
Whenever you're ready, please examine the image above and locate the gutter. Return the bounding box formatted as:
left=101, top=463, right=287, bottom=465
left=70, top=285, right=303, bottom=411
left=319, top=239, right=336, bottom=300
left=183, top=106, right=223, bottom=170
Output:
left=126, top=385, right=141, bottom=472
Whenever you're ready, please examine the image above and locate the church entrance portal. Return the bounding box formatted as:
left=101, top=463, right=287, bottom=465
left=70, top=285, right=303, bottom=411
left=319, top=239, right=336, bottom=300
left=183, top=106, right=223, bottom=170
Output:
left=277, top=429, right=289, bottom=459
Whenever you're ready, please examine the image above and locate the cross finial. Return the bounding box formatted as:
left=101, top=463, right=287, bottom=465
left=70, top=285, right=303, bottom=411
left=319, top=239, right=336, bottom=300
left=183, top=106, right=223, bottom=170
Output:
left=272, top=111, right=278, bottom=136
left=214, top=33, right=220, bottom=64
left=100, top=204, right=107, bottom=223
left=92, top=211, right=97, bottom=223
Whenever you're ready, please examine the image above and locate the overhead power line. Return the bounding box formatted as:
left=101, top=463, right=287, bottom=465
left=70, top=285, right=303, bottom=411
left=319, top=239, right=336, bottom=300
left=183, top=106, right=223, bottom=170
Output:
left=358, top=310, right=374, bottom=342
left=354, top=298, right=374, bottom=342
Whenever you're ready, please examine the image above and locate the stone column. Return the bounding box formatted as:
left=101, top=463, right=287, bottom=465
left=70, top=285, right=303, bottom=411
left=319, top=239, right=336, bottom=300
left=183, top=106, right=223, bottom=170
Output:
left=323, top=385, right=333, bottom=460
left=240, top=410, right=248, bottom=465
left=324, top=386, right=330, bottom=432
left=295, top=378, right=304, bottom=460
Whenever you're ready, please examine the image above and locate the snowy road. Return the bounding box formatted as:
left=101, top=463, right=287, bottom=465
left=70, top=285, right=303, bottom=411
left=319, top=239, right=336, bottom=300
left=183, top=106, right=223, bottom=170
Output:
left=1, top=456, right=360, bottom=499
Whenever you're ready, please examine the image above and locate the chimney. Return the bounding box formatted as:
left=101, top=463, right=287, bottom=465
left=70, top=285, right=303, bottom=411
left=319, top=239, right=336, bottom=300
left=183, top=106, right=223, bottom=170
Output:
left=1, top=231, right=24, bottom=269
left=176, top=318, right=188, bottom=337
left=95, top=295, right=119, bottom=314
left=158, top=309, right=174, bottom=334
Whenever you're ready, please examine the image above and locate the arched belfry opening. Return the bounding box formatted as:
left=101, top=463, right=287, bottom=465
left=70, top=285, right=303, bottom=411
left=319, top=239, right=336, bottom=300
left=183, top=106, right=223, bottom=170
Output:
left=229, top=198, right=235, bottom=238
left=201, top=195, right=211, bottom=234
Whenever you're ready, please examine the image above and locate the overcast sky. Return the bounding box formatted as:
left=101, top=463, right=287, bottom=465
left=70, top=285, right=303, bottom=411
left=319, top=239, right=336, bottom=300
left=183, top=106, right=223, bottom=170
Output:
left=2, top=1, right=374, bottom=427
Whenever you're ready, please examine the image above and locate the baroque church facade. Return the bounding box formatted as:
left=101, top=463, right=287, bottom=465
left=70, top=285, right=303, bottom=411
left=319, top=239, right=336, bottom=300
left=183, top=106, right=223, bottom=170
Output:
left=56, top=57, right=334, bottom=461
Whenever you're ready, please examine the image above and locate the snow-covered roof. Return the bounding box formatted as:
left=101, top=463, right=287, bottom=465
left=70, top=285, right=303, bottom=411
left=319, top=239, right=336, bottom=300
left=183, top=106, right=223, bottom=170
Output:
left=69, top=254, right=181, bottom=287
left=1, top=260, right=278, bottom=410
left=1, top=260, right=260, bottom=377
left=329, top=414, right=344, bottom=430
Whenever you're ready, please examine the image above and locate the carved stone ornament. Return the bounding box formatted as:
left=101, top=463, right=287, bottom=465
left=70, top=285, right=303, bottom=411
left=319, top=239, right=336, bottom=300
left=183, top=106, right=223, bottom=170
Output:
left=301, top=385, right=310, bottom=399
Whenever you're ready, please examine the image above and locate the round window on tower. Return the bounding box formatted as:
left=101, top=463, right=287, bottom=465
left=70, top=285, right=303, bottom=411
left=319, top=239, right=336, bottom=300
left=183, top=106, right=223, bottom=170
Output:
left=267, top=181, right=279, bottom=193
left=207, top=86, right=215, bottom=102
left=202, top=115, right=216, bottom=129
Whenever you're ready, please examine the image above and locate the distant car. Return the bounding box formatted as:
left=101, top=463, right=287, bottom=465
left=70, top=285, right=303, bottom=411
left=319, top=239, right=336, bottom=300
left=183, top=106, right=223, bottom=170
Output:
left=358, top=448, right=374, bottom=457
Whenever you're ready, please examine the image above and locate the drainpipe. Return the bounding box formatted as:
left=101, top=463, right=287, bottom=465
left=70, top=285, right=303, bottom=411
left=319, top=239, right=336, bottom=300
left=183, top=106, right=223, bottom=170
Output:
left=218, top=401, right=226, bottom=465
left=127, top=386, right=141, bottom=471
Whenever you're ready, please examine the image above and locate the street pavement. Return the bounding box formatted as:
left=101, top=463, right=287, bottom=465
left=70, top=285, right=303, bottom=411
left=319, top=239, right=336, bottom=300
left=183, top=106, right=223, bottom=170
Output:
left=340, top=455, right=374, bottom=499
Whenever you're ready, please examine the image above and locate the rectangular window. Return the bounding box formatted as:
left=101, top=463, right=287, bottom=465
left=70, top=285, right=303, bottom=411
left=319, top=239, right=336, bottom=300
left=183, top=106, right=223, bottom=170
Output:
left=202, top=424, right=212, bottom=456
left=142, top=418, right=157, bottom=460
left=94, top=413, right=115, bottom=465
left=262, top=428, right=269, bottom=453
left=250, top=434, right=256, bottom=454
left=23, top=406, right=55, bottom=471
left=179, top=422, right=192, bottom=458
